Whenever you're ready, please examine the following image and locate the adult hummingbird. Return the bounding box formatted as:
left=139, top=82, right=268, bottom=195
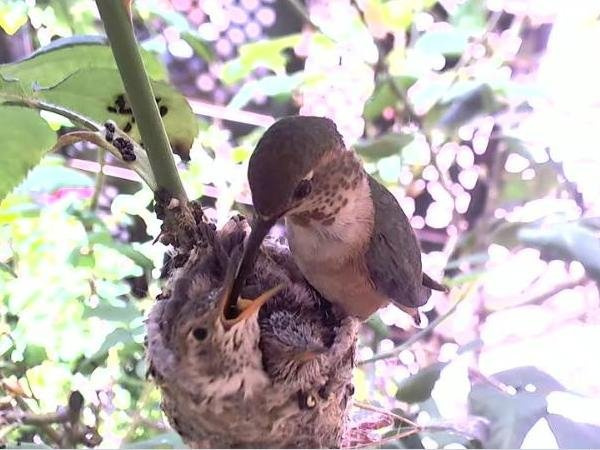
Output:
left=230, top=116, right=447, bottom=323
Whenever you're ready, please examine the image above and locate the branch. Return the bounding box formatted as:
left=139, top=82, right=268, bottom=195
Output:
left=5, top=98, right=100, bottom=130
left=501, top=276, right=588, bottom=310
left=95, top=0, right=187, bottom=203
left=5, top=391, right=101, bottom=448
left=359, top=282, right=477, bottom=365
left=358, top=301, right=460, bottom=365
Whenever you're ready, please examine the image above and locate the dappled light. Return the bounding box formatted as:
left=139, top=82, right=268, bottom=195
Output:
left=1, top=0, right=600, bottom=448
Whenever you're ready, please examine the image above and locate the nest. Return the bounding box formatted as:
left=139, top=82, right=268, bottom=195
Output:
left=145, top=203, right=359, bottom=448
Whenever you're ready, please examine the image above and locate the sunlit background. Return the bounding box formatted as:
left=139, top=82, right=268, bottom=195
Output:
left=1, top=0, right=600, bottom=448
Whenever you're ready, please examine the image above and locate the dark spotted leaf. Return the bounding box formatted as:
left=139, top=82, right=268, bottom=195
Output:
left=38, top=68, right=197, bottom=159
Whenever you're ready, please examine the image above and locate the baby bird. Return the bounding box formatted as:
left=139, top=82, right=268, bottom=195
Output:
left=146, top=216, right=357, bottom=448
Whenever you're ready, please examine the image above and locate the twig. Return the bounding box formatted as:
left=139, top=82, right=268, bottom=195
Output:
left=359, top=282, right=476, bottom=365
left=353, top=401, right=420, bottom=429
left=358, top=301, right=460, bottom=365
left=12, top=396, right=63, bottom=447
left=5, top=390, right=99, bottom=448
left=4, top=99, right=100, bottom=130
left=502, top=276, right=588, bottom=309
left=284, top=0, right=319, bottom=30
left=347, top=427, right=421, bottom=449
left=95, top=0, right=187, bottom=203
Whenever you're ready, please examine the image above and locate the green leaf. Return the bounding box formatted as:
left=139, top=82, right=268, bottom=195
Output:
left=501, top=162, right=558, bottom=203
left=123, top=432, right=186, bottom=449
left=83, top=300, right=140, bottom=324
left=395, top=362, right=447, bottom=403
left=0, top=106, right=55, bottom=203
left=469, top=366, right=565, bottom=448
left=363, top=76, right=418, bottom=121
left=181, top=32, right=215, bottom=62
left=14, top=158, right=93, bottom=194
left=0, top=261, right=17, bottom=278
left=546, top=414, right=600, bottom=448
left=414, top=28, right=470, bottom=56
left=0, top=0, right=28, bottom=35
left=518, top=222, right=600, bottom=282
left=68, top=247, right=96, bottom=268
left=221, top=34, right=302, bottom=85
left=354, top=133, right=414, bottom=162
left=37, top=68, right=198, bottom=159
left=450, top=0, right=487, bottom=35
left=437, top=84, right=500, bottom=132
left=0, top=35, right=167, bottom=92
left=78, top=327, right=135, bottom=372
left=228, top=72, right=306, bottom=110
left=22, top=344, right=48, bottom=368
left=88, top=231, right=154, bottom=270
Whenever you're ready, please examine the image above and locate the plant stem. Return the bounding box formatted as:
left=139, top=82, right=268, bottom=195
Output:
left=95, top=0, right=187, bottom=202
left=90, top=149, right=106, bottom=211
left=359, top=281, right=478, bottom=365
left=4, top=98, right=100, bottom=130
left=358, top=301, right=460, bottom=365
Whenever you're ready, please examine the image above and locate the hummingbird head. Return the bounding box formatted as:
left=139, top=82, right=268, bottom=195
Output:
left=227, top=116, right=366, bottom=305
left=248, top=115, right=346, bottom=220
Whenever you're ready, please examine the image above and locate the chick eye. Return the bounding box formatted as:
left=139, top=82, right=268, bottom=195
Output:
left=192, top=327, right=208, bottom=341
left=293, top=179, right=312, bottom=199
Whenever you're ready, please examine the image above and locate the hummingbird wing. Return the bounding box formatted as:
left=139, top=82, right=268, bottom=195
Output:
left=364, top=175, right=430, bottom=308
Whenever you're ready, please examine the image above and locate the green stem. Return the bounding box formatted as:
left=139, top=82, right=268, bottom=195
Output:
left=95, top=0, right=187, bottom=202
left=4, top=98, right=100, bottom=130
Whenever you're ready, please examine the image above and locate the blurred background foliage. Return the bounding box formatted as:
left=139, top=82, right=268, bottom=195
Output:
left=1, top=0, right=600, bottom=448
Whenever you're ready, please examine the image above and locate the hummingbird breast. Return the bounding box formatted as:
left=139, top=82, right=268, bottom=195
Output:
left=286, top=168, right=390, bottom=319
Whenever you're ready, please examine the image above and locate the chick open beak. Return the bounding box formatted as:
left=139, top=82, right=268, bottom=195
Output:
left=218, top=227, right=283, bottom=329
left=223, top=216, right=278, bottom=320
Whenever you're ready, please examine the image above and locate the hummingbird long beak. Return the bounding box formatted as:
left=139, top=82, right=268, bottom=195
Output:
left=218, top=215, right=280, bottom=328
left=224, top=216, right=278, bottom=319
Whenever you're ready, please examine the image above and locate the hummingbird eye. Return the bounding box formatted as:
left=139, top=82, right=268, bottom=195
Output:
left=293, top=179, right=312, bottom=200
left=192, top=327, right=208, bottom=341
